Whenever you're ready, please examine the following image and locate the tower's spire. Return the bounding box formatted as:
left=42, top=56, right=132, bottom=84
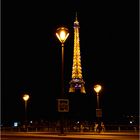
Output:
left=69, top=14, right=86, bottom=94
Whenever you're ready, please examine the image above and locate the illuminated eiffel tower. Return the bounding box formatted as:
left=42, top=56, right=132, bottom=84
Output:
left=69, top=13, right=86, bottom=94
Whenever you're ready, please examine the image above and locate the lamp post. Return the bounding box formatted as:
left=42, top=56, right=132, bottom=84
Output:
left=56, top=27, right=69, bottom=98
left=94, top=84, right=102, bottom=127
left=23, top=94, right=30, bottom=129
left=56, top=27, right=69, bottom=134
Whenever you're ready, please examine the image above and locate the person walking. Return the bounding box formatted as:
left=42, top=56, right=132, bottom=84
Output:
left=101, top=122, right=105, bottom=132
left=94, top=122, right=98, bottom=132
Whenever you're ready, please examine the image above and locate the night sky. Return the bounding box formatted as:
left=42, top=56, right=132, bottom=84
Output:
left=2, top=0, right=139, bottom=123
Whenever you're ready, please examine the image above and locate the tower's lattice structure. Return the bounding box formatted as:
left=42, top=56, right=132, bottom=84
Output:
left=69, top=14, right=86, bottom=93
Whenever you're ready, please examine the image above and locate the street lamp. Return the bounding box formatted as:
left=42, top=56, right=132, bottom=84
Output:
left=56, top=27, right=69, bottom=135
left=94, top=84, right=102, bottom=128
left=23, top=94, right=30, bottom=129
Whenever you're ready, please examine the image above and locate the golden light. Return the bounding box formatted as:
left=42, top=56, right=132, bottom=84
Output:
left=23, top=94, right=30, bottom=101
left=94, top=84, right=102, bottom=94
left=56, top=27, right=69, bottom=45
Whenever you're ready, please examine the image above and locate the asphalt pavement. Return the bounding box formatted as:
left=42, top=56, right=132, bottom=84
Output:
left=1, top=131, right=139, bottom=140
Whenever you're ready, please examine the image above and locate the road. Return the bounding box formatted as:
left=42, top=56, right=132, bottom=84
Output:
left=1, top=131, right=139, bottom=140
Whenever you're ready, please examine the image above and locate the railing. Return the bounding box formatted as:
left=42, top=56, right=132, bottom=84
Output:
left=1, top=124, right=139, bottom=132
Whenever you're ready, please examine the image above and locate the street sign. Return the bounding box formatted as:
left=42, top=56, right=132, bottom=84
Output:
left=96, top=109, right=102, bottom=117
left=57, top=99, right=69, bottom=112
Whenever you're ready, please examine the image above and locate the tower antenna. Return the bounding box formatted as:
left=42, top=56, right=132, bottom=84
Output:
left=75, top=12, right=78, bottom=21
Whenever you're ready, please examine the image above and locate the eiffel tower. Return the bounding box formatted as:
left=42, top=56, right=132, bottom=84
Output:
left=69, top=13, right=86, bottom=94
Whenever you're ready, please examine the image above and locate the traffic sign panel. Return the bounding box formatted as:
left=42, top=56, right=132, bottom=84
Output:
left=96, top=109, right=102, bottom=117
left=57, top=99, right=69, bottom=112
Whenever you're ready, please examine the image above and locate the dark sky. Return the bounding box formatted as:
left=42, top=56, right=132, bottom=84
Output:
left=1, top=0, right=139, bottom=123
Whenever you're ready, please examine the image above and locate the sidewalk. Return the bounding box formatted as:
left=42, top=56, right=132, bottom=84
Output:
left=32, top=131, right=140, bottom=135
